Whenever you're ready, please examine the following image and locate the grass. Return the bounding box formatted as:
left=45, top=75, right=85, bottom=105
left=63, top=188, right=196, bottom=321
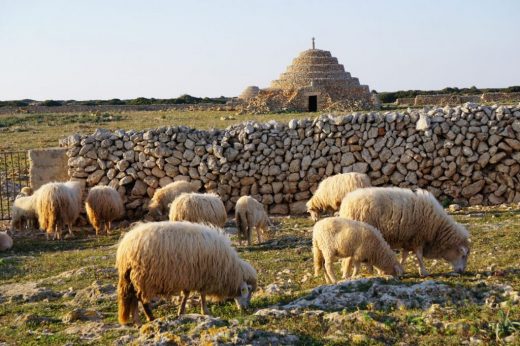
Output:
left=0, top=110, right=322, bottom=152
left=0, top=207, right=519, bottom=345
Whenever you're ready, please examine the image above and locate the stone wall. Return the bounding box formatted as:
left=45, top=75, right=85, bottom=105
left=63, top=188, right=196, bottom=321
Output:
left=0, top=103, right=233, bottom=115
left=481, top=92, right=520, bottom=103
left=64, top=103, right=520, bottom=218
left=29, top=148, right=69, bottom=189
left=395, top=98, right=415, bottom=106
left=414, top=94, right=464, bottom=106
left=395, top=93, right=520, bottom=107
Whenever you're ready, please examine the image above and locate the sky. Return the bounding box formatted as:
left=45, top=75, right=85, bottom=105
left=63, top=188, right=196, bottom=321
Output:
left=1, top=0, right=519, bottom=100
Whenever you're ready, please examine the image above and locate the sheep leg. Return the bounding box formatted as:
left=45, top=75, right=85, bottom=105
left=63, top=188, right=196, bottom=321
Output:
left=312, top=245, right=324, bottom=277
left=401, top=250, right=409, bottom=266
left=178, top=290, right=190, bottom=316
left=141, top=302, right=155, bottom=322
left=200, top=292, right=210, bottom=315
left=256, top=226, right=262, bottom=244
left=341, top=258, right=352, bottom=279
left=247, top=224, right=253, bottom=246
left=414, top=248, right=429, bottom=277
left=132, top=303, right=141, bottom=325
left=351, top=261, right=361, bottom=278
left=106, top=221, right=111, bottom=235
left=324, top=258, right=337, bottom=284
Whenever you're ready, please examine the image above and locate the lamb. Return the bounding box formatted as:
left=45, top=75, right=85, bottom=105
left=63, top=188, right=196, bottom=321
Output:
left=11, top=195, right=38, bottom=231
left=34, top=181, right=82, bottom=240
left=116, top=221, right=257, bottom=325
left=312, top=217, right=403, bottom=283
left=169, top=192, right=227, bottom=228
left=235, top=196, right=271, bottom=246
left=0, top=231, right=13, bottom=251
left=306, top=172, right=371, bottom=222
left=147, top=181, right=199, bottom=220
left=339, top=187, right=471, bottom=276
left=85, top=186, right=125, bottom=236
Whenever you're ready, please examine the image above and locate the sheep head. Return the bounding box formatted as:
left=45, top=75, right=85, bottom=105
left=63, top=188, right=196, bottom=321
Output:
left=380, top=263, right=404, bottom=278
left=234, top=281, right=253, bottom=311
left=442, top=245, right=470, bottom=273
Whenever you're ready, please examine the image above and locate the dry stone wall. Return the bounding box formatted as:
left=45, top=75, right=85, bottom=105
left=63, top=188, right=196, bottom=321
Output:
left=0, top=103, right=233, bottom=115
left=396, top=93, right=520, bottom=107
left=64, top=103, right=520, bottom=218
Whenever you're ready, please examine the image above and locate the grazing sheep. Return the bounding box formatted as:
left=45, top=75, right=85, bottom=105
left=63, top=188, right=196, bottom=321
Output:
left=11, top=195, right=38, bottom=231
left=235, top=196, right=270, bottom=246
left=0, top=231, right=13, bottom=251
left=339, top=187, right=471, bottom=276
left=312, top=217, right=403, bottom=283
left=169, top=193, right=227, bottom=228
left=306, top=173, right=371, bottom=222
left=34, top=181, right=82, bottom=240
left=116, top=221, right=257, bottom=325
left=85, top=186, right=125, bottom=236
left=147, top=181, right=199, bottom=220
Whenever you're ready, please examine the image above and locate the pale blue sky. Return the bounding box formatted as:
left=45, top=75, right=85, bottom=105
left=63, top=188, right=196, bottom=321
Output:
left=1, top=0, right=519, bottom=100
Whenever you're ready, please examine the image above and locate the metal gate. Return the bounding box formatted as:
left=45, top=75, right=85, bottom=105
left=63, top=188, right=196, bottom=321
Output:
left=0, top=151, right=30, bottom=220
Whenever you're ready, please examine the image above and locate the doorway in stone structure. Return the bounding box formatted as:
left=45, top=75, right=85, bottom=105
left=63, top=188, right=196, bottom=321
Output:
left=308, top=95, right=317, bottom=112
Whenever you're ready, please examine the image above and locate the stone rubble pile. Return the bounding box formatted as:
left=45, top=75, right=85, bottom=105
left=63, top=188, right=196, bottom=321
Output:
left=64, top=103, right=520, bottom=218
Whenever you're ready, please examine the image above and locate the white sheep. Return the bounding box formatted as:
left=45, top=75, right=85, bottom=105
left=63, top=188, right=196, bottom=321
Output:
left=85, top=186, right=125, bottom=236
left=147, top=181, right=199, bottom=220
left=312, top=217, right=403, bottom=283
left=116, top=221, right=257, bottom=325
left=0, top=231, right=13, bottom=251
left=34, top=181, right=82, bottom=240
left=235, top=196, right=271, bottom=246
left=11, top=195, right=38, bottom=231
left=306, top=172, right=371, bottom=222
left=339, top=187, right=471, bottom=276
left=169, top=192, right=227, bottom=228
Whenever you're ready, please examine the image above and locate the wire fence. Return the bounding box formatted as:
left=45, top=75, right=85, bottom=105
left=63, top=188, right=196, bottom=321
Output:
left=0, top=151, right=30, bottom=220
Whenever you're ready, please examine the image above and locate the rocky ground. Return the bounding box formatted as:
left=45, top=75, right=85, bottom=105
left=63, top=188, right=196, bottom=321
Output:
left=0, top=206, right=519, bottom=345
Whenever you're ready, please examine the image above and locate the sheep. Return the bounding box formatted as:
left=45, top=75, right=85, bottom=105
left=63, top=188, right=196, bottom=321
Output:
left=147, top=181, right=199, bottom=220
left=306, top=172, right=371, bottom=222
left=339, top=187, right=471, bottom=276
left=11, top=195, right=38, bottom=231
left=34, top=181, right=82, bottom=240
left=0, top=231, right=13, bottom=251
left=312, top=217, right=403, bottom=283
left=85, top=186, right=125, bottom=236
left=235, top=196, right=271, bottom=246
left=116, top=221, right=257, bottom=325
left=169, top=192, right=227, bottom=228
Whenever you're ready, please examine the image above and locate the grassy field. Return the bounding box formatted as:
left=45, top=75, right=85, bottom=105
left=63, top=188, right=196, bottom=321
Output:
left=0, top=207, right=519, bottom=345
left=0, top=109, right=519, bottom=344
left=0, top=110, right=322, bottom=152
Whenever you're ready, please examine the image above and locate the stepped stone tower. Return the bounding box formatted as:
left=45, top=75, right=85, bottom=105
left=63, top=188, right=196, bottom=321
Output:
left=239, top=39, right=373, bottom=113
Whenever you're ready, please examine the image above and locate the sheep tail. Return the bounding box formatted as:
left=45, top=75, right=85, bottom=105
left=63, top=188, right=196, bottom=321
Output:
left=312, top=238, right=324, bottom=276
left=117, top=268, right=138, bottom=325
